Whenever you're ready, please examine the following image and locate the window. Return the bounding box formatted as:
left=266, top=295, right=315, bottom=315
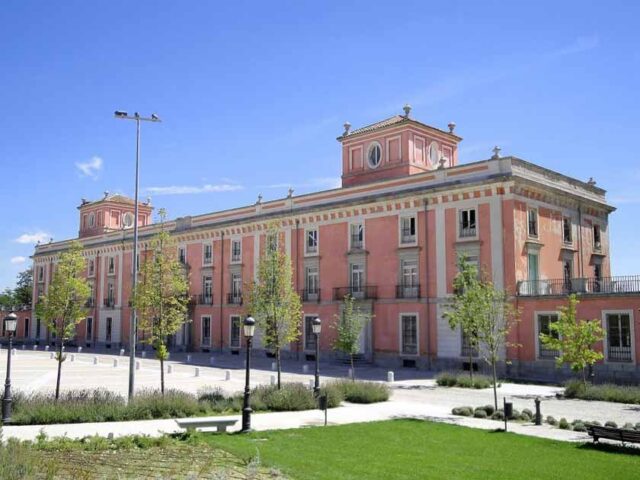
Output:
left=231, top=273, right=242, bottom=302
left=306, top=229, right=318, bottom=254
left=606, top=313, right=632, bottom=362
left=122, top=212, right=134, bottom=228
left=106, top=283, right=115, bottom=307
left=88, top=213, right=95, bottom=228
left=231, top=240, right=241, bottom=262
left=304, top=315, right=317, bottom=351
left=305, top=266, right=319, bottom=296
left=461, top=330, right=479, bottom=358
left=106, top=317, right=113, bottom=343
left=429, top=142, right=439, bottom=166
left=563, top=259, right=573, bottom=291
left=537, top=314, right=559, bottom=359
left=593, top=224, right=601, bottom=250
left=367, top=142, right=382, bottom=168
left=107, top=257, right=115, bottom=275
left=230, top=315, right=241, bottom=349
left=562, top=217, right=572, bottom=244
left=35, top=318, right=41, bottom=339
left=86, top=317, right=93, bottom=339
left=178, top=247, right=186, bottom=265
left=350, top=223, right=363, bottom=249
left=37, top=266, right=44, bottom=283
left=202, top=276, right=213, bottom=304
left=24, top=318, right=29, bottom=338
left=400, top=259, right=419, bottom=298
left=201, top=316, right=211, bottom=346
left=203, top=244, right=213, bottom=265
left=401, top=314, right=418, bottom=355
left=527, top=253, right=539, bottom=295
left=267, top=232, right=279, bottom=252
left=400, top=216, right=416, bottom=244
left=88, top=259, right=95, bottom=277
left=528, top=208, right=538, bottom=237
left=350, top=264, right=364, bottom=293
left=459, top=209, right=477, bottom=238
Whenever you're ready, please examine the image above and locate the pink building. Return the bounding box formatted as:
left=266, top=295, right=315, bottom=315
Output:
left=29, top=108, right=640, bottom=381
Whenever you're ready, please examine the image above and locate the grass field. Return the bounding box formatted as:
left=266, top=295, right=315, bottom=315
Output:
left=206, top=419, right=640, bottom=480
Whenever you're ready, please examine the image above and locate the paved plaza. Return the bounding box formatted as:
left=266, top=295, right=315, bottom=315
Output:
left=1, top=347, right=638, bottom=444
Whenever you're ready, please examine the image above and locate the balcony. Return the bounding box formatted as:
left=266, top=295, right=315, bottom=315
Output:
left=333, top=285, right=377, bottom=301
left=195, top=294, right=213, bottom=305
left=459, top=226, right=477, bottom=238
left=103, top=298, right=115, bottom=308
left=516, top=276, right=640, bottom=296
left=461, top=344, right=479, bottom=358
left=538, top=346, right=560, bottom=360
left=350, top=234, right=363, bottom=250
left=396, top=284, right=420, bottom=299
left=300, top=289, right=321, bottom=303
left=608, top=345, right=632, bottom=363
left=227, top=292, right=243, bottom=305
left=85, top=298, right=95, bottom=308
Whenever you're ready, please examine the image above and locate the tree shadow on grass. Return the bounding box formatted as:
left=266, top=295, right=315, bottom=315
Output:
left=578, top=442, right=640, bottom=456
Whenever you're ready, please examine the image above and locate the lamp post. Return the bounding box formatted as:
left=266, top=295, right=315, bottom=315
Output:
left=241, top=316, right=256, bottom=433
left=312, top=317, right=322, bottom=397
left=114, top=110, right=161, bottom=401
left=2, top=312, right=18, bottom=424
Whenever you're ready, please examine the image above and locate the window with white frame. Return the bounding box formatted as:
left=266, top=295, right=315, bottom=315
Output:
left=230, top=315, right=241, bottom=349
left=105, top=317, right=113, bottom=343
left=107, top=257, right=115, bottom=275
left=305, top=266, right=319, bottom=295
left=400, top=259, right=418, bottom=298
left=459, top=208, right=477, bottom=238
left=593, top=224, right=601, bottom=250
left=461, top=329, right=479, bottom=358
left=37, top=266, right=44, bottom=283
left=562, top=217, right=572, bottom=244
left=401, top=314, right=418, bottom=355
left=528, top=208, right=538, bottom=238
left=202, top=276, right=213, bottom=303
left=400, top=216, right=416, bottom=244
left=178, top=246, right=186, bottom=265
left=606, top=313, right=632, bottom=362
left=88, top=259, right=95, bottom=277
left=231, top=240, right=241, bottom=262
left=203, top=244, right=213, bottom=265
left=350, top=263, right=364, bottom=293
left=306, top=229, right=318, bottom=254
left=88, top=213, right=95, bottom=228
left=267, top=232, right=279, bottom=252
left=304, top=315, right=317, bottom=351
left=537, top=313, right=559, bottom=359
left=106, top=282, right=114, bottom=306
left=201, top=316, right=211, bottom=346
left=350, top=223, right=363, bottom=249
left=231, top=273, right=242, bottom=301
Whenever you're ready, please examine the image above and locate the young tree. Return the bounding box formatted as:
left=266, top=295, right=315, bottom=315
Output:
left=132, top=210, right=190, bottom=395
left=333, top=294, right=373, bottom=381
left=444, top=255, right=483, bottom=381
left=246, top=223, right=302, bottom=389
left=474, top=284, right=519, bottom=412
left=35, top=242, right=91, bottom=400
left=539, top=294, right=604, bottom=387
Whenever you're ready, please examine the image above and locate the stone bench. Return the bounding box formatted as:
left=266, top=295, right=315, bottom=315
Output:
left=175, top=417, right=238, bottom=433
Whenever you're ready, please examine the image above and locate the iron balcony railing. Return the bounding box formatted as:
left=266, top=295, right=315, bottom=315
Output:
left=226, top=293, right=243, bottom=305
left=333, top=285, right=377, bottom=301
left=350, top=234, right=363, bottom=249
left=459, top=226, right=477, bottom=238
left=538, top=346, right=560, bottom=360
left=300, top=289, right=321, bottom=303
left=396, top=284, right=420, bottom=299
left=103, top=298, right=115, bottom=308
left=461, top=344, right=479, bottom=358
left=85, top=298, right=95, bottom=308
left=196, top=294, right=214, bottom=305
left=516, top=276, right=640, bottom=296
left=608, top=345, right=632, bottom=363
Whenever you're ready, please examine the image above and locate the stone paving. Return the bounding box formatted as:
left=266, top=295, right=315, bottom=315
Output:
left=1, top=347, right=638, bottom=444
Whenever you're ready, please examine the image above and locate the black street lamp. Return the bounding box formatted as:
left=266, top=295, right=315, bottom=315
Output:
left=241, top=316, right=256, bottom=433
left=312, top=317, right=321, bottom=397
left=2, top=312, right=18, bottom=424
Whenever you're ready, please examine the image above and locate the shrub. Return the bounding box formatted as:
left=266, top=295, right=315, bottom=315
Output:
left=564, top=380, right=640, bottom=404
left=319, top=383, right=345, bottom=408
left=482, top=404, right=495, bottom=416
left=559, top=418, right=570, bottom=430
left=128, top=389, right=205, bottom=419
left=519, top=411, right=531, bottom=422
left=491, top=411, right=504, bottom=421
left=451, top=407, right=461, bottom=415
left=522, top=408, right=533, bottom=419
left=251, top=383, right=316, bottom=412
left=457, top=407, right=473, bottom=417
left=622, top=422, right=634, bottom=431
left=473, top=410, right=488, bottom=419
left=546, top=416, right=557, bottom=426
left=635, top=423, right=640, bottom=431
left=573, top=421, right=586, bottom=432
left=604, top=421, right=618, bottom=428
left=436, top=371, right=458, bottom=387
left=507, top=409, right=520, bottom=421
left=436, top=372, right=492, bottom=389
left=329, top=380, right=390, bottom=404
left=589, top=421, right=602, bottom=427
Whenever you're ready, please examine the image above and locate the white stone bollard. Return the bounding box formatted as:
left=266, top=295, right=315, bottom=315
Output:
left=21, top=344, right=25, bottom=350
left=93, top=356, right=99, bottom=365
left=45, top=345, right=50, bottom=351
left=77, top=346, right=83, bottom=353
left=309, top=379, right=314, bottom=389
left=225, top=370, right=231, bottom=381
left=61, top=346, right=65, bottom=352
left=387, top=371, right=395, bottom=383
left=136, top=361, right=141, bottom=371
left=167, top=364, right=172, bottom=374
left=119, top=348, right=125, bottom=356
left=11, top=349, right=16, bottom=356
left=347, top=368, right=353, bottom=379
left=70, top=354, right=75, bottom=362
left=33, top=345, right=37, bottom=351
left=166, top=352, right=170, bottom=360
left=141, top=351, right=147, bottom=358
left=270, top=374, right=276, bottom=385
left=113, top=359, right=118, bottom=368
left=209, top=356, right=215, bottom=366
left=49, top=352, right=54, bottom=359
left=186, top=354, right=192, bottom=363
left=302, top=364, right=309, bottom=374
left=194, top=367, right=200, bottom=377
left=271, top=362, right=277, bottom=371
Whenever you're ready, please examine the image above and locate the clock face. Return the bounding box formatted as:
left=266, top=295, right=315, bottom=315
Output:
left=122, top=212, right=135, bottom=228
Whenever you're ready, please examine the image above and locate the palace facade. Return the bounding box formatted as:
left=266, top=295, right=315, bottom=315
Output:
left=19, top=107, right=640, bottom=381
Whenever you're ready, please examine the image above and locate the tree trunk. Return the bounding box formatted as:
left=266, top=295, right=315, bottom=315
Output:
left=582, top=367, right=586, bottom=389
left=469, top=350, right=474, bottom=383
left=160, top=357, right=165, bottom=395
left=492, top=359, right=498, bottom=412
left=276, top=346, right=281, bottom=389
left=350, top=353, right=355, bottom=381
left=55, top=338, right=64, bottom=400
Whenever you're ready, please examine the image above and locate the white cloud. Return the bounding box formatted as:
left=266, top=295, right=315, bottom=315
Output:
left=75, top=156, right=103, bottom=179
left=10, top=256, right=26, bottom=265
left=144, top=183, right=244, bottom=196
left=15, top=231, right=50, bottom=244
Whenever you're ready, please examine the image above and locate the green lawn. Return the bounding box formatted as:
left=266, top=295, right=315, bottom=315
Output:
left=206, top=419, right=640, bottom=480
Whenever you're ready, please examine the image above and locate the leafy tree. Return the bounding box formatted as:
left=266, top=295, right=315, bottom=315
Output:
left=333, top=294, right=373, bottom=381
left=246, top=222, right=302, bottom=389
left=444, top=255, right=483, bottom=381
left=132, top=209, right=190, bottom=395
left=14, top=268, right=33, bottom=305
left=35, top=242, right=91, bottom=400
left=539, top=294, right=604, bottom=387
left=0, top=288, right=15, bottom=308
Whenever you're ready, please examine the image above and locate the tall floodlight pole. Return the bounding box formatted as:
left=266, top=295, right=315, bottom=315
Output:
left=114, top=110, right=161, bottom=400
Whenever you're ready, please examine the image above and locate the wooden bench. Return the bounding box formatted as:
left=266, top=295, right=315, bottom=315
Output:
left=175, top=417, right=238, bottom=433
left=586, top=424, right=640, bottom=446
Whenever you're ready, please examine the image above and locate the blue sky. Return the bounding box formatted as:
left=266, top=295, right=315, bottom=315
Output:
left=1, top=1, right=639, bottom=290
